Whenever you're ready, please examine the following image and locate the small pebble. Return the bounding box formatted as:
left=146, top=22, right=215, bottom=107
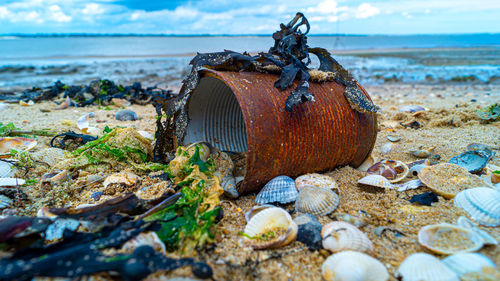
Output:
left=294, top=214, right=323, bottom=250
left=115, top=109, right=138, bottom=121
left=91, top=191, right=103, bottom=201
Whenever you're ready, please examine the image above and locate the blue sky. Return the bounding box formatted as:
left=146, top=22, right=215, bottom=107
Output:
left=0, top=0, right=499, bottom=35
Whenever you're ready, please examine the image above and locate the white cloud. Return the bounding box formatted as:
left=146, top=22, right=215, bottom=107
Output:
left=48, top=5, right=72, bottom=22
left=356, top=3, right=380, bottom=19
left=82, top=3, right=104, bottom=15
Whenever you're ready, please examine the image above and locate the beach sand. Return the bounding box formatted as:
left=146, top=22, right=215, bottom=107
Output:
left=1, top=83, right=499, bottom=280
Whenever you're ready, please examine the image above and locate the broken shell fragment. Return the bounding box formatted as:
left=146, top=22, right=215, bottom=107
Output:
left=242, top=207, right=297, bottom=250
left=418, top=163, right=486, bottom=199
left=466, top=143, right=496, bottom=159
left=0, top=161, right=15, bottom=178
left=418, top=223, right=484, bottom=255
left=454, top=187, right=500, bottom=227
left=400, top=105, right=425, bottom=113
left=409, top=147, right=435, bottom=158
left=395, top=179, right=424, bottom=192
left=295, top=173, right=338, bottom=191
left=397, top=253, right=459, bottom=281
left=103, top=172, right=139, bottom=189
left=357, top=175, right=394, bottom=190
left=77, top=112, right=95, bottom=134
left=387, top=135, right=401, bottom=142
left=330, top=213, right=368, bottom=228
left=122, top=232, right=166, bottom=254
left=366, top=160, right=409, bottom=183
left=449, top=150, right=490, bottom=174
left=0, top=178, right=26, bottom=186
left=357, top=154, right=376, bottom=172
left=41, top=170, right=69, bottom=184
left=295, top=185, right=339, bottom=216
left=0, top=137, right=37, bottom=158
left=255, top=175, right=298, bottom=205
left=321, top=251, right=389, bottom=281
left=54, top=96, right=71, bottom=110
left=321, top=221, right=373, bottom=253
left=442, top=253, right=498, bottom=280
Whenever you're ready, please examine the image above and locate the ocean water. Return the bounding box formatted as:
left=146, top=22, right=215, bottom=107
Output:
left=0, top=34, right=499, bottom=89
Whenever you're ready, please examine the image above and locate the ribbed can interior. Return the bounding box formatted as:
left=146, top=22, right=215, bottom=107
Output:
left=183, top=76, right=248, bottom=152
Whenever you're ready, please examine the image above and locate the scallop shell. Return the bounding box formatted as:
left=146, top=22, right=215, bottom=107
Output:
left=0, top=137, right=37, bottom=158
left=321, top=251, right=389, bottom=281
left=295, top=185, right=339, bottom=216
left=321, top=221, right=373, bottom=253
left=449, top=150, right=489, bottom=174
left=0, top=194, right=13, bottom=209
left=295, top=173, right=338, bottom=191
left=442, top=253, right=497, bottom=279
left=396, top=253, right=459, bottom=281
left=418, top=163, right=487, bottom=199
left=357, top=175, right=394, bottom=189
left=242, top=207, right=297, bottom=249
left=367, top=160, right=409, bottom=183
left=255, top=176, right=298, bottom=204
left=454, top=187, right=500, bottom=227
left=418, top=223, right=484, bottom=255
left=456, top=216, right=497, bottom=245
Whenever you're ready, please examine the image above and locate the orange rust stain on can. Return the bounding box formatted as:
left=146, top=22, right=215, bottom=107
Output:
left=198, top=69, right=377, bottom=194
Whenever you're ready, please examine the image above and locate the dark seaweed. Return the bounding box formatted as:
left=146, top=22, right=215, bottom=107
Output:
left=50, top=130, right=98, bottom=149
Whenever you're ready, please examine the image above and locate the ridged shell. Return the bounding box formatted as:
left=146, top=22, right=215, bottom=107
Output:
left=321, top=251, right=389, bottom=281
left=418, top=223, right=484, bottom=255
left=295, top=185, right=339, bottom=216
left=357, top=175, right=394, bottom=189
left=295, top=173, right=338, bottom=191
left=255, top=176, right=298, bottom=204
left=0, top=137, right=37, bottom=158
left=442, top=253, right=497, bottom=279
left=456, top=216, right=497, bottom=245
left=418, top=163, right=486, bottom=199
left=0, top=194, right=13, bottom=209
left=321, top=221, right=373, bottom=253
left=243, top=207, right=297, bottom=250
left=396, top=253, right=459, bottom=281
left=454, top=187, right=500, bottom=226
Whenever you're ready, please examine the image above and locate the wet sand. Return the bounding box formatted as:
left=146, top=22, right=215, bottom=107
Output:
left=1, top=83, right=499, bottom=280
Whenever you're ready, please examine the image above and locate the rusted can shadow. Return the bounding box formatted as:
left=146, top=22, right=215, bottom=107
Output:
left=182, top=69, right=377, bottom=194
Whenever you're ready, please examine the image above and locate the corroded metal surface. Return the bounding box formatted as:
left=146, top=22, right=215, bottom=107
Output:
left=199, top=69, right=377, bottom=194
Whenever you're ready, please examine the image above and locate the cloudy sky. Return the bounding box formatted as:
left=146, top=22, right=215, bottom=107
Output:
left=0, top=0, right=499, bottom=35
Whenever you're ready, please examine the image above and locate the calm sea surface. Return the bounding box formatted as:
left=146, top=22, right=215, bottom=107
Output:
left=0, top=34, right=499, bottom=88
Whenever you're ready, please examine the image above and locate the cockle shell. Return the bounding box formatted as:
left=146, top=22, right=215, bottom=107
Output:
left=396, top=253, right=459, bottom=281
left=295, top=173, right=338, bottom=191
left=321, top=221, right=373, bottom=253
left=357, top=175, right=394, bottom=190
left=367, top=160, right=409, bottom=183
left=456, top=216, right=497, bottom=245
left=418, top=223, right=484, bottom=255
left=255, top=176, right=298, bottom=204
left=321, top=251, right=389, bottom=281
left=242, top=207, right=297, bottom=250
left=0, top=137, right=37, bottom=158
left=442, top=253, right=498, bottom=279
left=418, top=163, right=487, bottom=199
left=295, top=185, right=339, bottom=216
left=454, top=187, right=500, bottom=227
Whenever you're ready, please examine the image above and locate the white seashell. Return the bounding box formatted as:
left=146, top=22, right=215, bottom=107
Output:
left=77, top=112, right=95, bottom=134
left=0, top=137, right=37, bottom=158
left=295, top=173, right=338, bottom=191
left=295, top=185, right=339, bottom=216
left=243, top=207, right=297, bottom=249
left=0, top=194, right=13, bottom=209
left=454, top=187, right=500, bottom=227
left=245, top=204, right=274, bottom=222
left=255, top=176, right=298, bottom=204
left=0, top=161, right=15, bottom=177
left=321, top=251, right=389, bottom=281
left=0, top=177, right=25, bottom=186
left=321, top=221, right=373, bottom=253
left=442, top=253, right=497, bottom=279
left=138, top=130, right=154, bottom=140
left=418, top=223, right=484, bottom=255
left=396, top=253, right=459, bottom=281
left=122, top=232, right=166, bottom=254
left=357, top=175, right=394, bottom=189
left=456, top=216, right=497, bottom=245
left=357, top=154, right=376, bottom=172
left=409, top=164, right=428, bottom=177
left=395, top=179, right=424, bottom=192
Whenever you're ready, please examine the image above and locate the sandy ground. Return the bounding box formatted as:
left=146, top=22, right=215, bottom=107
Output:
left=1, top=83, right=499, bottom=280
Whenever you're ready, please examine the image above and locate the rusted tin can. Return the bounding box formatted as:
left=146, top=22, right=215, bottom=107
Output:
left=182, top=69, right=377, bottom=194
